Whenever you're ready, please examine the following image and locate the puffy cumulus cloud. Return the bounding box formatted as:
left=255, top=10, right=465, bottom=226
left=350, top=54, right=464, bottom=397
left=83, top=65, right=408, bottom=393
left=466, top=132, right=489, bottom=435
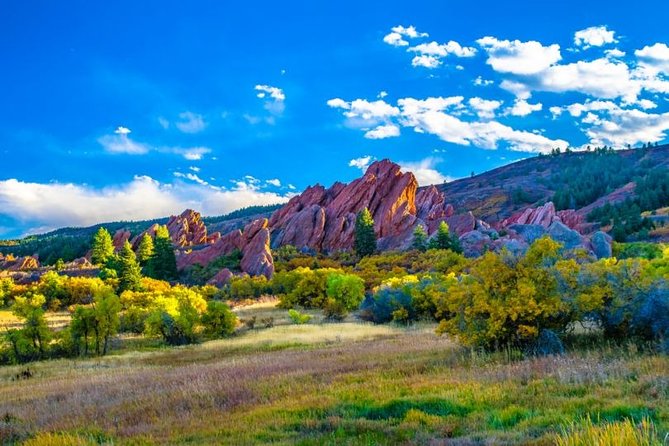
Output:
left=534, top=58, right=640, bottom=102
left=574, top=26, right=617, bottom=48
left=330, top=95, right=566, bottom=153
left=399, top=157, right=452, bottom=186
left=98, top=127, right=150, bottom=155
left=468, top=97, right=503, bottom=119
left=506, top=99, right=543, bottom=116
left=364, top=124, right=400, bottom=139
left=635, top=43, right=669, bottom=74
left=0, top=175, right=294, bottom=236
left=412, top=54, right=442, bottom=68
left=477, top=36, right=562, bottom=75
left=255, top=84, right=286, bottom=115
left=175, top=111, right=206, bottom=133
left=266, top=178, right=281, bottom=187
left=585, top=108, right=669, bottom=147
left=408, top=40, right=477, bottom=68
left=550, top=99, right=669, bottom=147
left=327, top=98, right=400, bottom=133
left=349, top=155, right=375, bottom=171
left=383, top=25, right=428, bottom=47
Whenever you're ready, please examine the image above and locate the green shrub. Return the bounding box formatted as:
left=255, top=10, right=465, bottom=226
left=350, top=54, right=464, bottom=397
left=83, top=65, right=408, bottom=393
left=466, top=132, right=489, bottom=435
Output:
left=288, top=309, right=311, bottom=324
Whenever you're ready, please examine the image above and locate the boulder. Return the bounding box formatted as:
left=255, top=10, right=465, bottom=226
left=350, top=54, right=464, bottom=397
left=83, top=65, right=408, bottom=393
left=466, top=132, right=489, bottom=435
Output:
left=590, top=231, right=613, bottom=259
left=459, top=230, right=492, bottom=258
left=507, top=224, right=547, bottom=245
left=207, top=268, right=234, bottom=287
left=548, top=221, right=584, bottom=250
left=494, top=238, right=529, bottom=256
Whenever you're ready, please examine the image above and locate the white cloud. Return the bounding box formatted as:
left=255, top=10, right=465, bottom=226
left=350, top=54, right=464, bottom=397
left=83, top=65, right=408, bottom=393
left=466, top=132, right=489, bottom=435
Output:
left=468, top=97, right=502, bottom=119
left=175, top=111, right=206, bottom=133
left=378, top=91, right=388, bottom=98
left=171, top=146, right=211, bottom=161
left=585, top=108, right=669, bottom=147
left=574, top=26, right=617, bottom=48
left=477, top=36, right=562, bottom=75
left=0, top=176, right=293, bottom=236
left=605, top=48, right=626, bottom=59
left=99, top=128, right=150, bottom=155
left=412, top=54, right=442, bottom=68
left=349, top=156, right=374, bottom=171
left=410, top=40, right=477, bottom=58
left=506, top=99, right=543, bottom=116
left=364, top=124, right=401, bottom=139
left=383, top=25, right=428, bottom=47
left=635, top=43, right=669, bottom=74
left=398, top=96, right=567, bottom=153
left=266, top=178, right=281, bottom=187
left=255, top=84, right=286, bottom=115
left=474, top=76, right=494, bottom=87
left=399, top=157, right=452, bottom=186
left=158, top=117, right=170, bottom=129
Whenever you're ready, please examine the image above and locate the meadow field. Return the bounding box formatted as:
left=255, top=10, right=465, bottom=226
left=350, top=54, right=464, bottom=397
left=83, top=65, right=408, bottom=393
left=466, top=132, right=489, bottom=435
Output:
left=1, top=302, right=667, bottom=445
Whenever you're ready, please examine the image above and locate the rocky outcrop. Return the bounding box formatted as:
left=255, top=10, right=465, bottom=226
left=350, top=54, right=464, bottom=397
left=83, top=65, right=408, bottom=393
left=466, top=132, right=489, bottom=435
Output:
left=547, top=221, right=583, bottom=250
left=178, top=218, right=274, bottom=279
left=0, top=255, right=39, bottom=271
left=270, top=160, right=456, bottom=252
left=501, top=202, right=585, bottom=232
left=131, top=209, right=221, bottom=249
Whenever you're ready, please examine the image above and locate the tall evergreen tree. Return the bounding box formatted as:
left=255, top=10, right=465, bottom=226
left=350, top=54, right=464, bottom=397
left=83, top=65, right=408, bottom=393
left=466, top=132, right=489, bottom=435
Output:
left=354, top=208, right=377, bottom=257
left=147, top=225, right=178, bottom=281
left=91, top=227, right=114, bottom=265
left=137, top=233, right=155, bottom=265
left=118, top=241, right=142, bottom=293
left=428, top=221, right=462, bottom=253
left=411, top=225, right=428, bottom=252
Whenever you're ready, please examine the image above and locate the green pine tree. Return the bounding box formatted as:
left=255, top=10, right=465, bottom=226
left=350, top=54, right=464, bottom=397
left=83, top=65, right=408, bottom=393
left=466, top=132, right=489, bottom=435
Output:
left=430, top=221, right=452, bottom=250
left=118, top=241, right=143, bottom=293
left=354, top=208, right=377, bottom=258
left=146, top=225, right=178, bottom=281
left=91, top=227, right=114, bottom=265
left=137, top=233, right=155, bottom=265
left=411, top=225, right=428, bottom=252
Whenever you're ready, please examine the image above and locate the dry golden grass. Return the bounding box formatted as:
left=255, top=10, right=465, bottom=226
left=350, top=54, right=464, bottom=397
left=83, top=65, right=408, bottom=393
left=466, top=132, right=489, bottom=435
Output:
left=1, top=302, right=667, bottom=445
left=0, top=310, right=70, bottom=331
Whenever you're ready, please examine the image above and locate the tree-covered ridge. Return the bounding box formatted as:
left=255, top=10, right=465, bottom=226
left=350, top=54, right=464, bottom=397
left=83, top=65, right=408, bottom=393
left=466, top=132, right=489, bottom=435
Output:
left=0, top=204, right=282, bottom=265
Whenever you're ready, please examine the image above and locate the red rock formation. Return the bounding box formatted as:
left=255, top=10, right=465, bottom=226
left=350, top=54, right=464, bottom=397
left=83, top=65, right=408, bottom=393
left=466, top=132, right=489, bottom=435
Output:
left=130, top=209, right=221, bottom=250
left=207, top=268, right=233, bottom=287
left=269, top=160, right=455, bottom=252
left=502, top=202, right=557, bottom=228
left=112, top=230, right=131, bottom=251
left=178, top=218, right=274, bottom=279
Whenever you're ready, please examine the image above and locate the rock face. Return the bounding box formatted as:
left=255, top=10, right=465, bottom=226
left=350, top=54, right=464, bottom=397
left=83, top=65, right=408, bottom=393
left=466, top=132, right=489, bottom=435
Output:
left=501, top=202, right=584, bottom=231
left=590, top=231, right=613, bottom=259
left=131, top=209, right=220, bottom=249
left=269, top=160, right=456, bottom=252
left=112, top=230, right=131, bottom=251
left=178, top=218, right=274, bottom=279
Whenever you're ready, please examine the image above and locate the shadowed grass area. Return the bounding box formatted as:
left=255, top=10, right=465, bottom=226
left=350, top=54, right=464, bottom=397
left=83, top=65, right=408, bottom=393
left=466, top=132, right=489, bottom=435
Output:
left=0, top=305, right=667, bottom=445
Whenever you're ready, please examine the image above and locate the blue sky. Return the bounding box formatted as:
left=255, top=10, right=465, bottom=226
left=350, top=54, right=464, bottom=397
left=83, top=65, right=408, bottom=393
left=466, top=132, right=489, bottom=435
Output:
left=1, top=0, right=669, bottom=237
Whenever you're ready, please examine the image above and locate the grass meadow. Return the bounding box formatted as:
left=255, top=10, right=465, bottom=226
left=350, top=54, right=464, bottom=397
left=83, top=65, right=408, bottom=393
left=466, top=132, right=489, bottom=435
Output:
left=1, top=302, right=668, bottom=445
